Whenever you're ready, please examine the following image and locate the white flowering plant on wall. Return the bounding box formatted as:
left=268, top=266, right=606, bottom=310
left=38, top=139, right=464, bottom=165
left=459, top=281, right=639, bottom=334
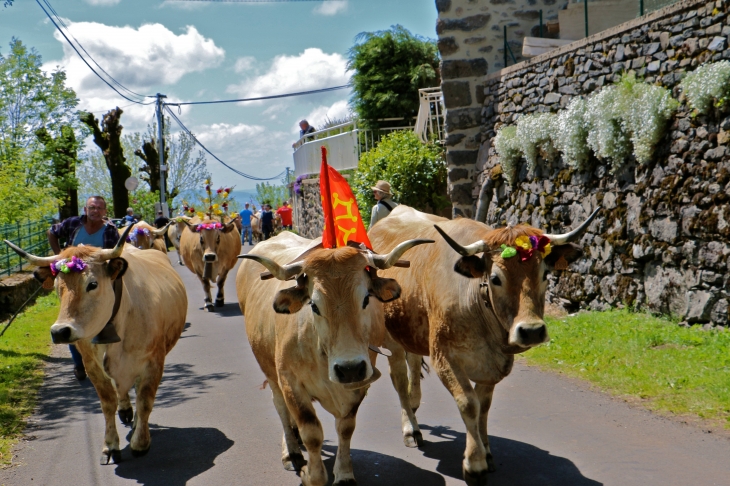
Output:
left=555, top=97, right=591, bottom=170
left=679, top=60, right=730, bottom=114
left=515, top=112, right=559, bottom=172
left=493, top=125, right=521, bottom=185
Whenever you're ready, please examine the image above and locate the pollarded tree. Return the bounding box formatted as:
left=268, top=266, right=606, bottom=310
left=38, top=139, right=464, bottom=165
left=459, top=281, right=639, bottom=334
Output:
left=347, top=25, right=440, bottom=128
left=36, top=125, right=80, bottom=220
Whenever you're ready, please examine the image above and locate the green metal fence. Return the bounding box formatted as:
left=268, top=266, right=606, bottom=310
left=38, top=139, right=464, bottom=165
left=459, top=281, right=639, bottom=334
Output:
left=0, top=218, right=55, bottom=277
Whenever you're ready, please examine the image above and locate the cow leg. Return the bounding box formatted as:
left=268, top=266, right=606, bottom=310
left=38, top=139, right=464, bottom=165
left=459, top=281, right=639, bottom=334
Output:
left=432, top=355, right=488, bottom=486
left=197, top=275, right=214, bottom=311
left=129, top=361, right=163, bottom=457
left=385, top=337, right=423, bottom=448
left=77, top=343, right=121, bottom=464
left=281, top=377, right=327, bottom=486
left=270, top=381, right=305, bottom=471
left=406, top=352, right=425, bottom=413
left=332, top=396, right=364, bottom=486
left=215, top=268, right=230, bottom=307
left=117, top=392, right=134, bottom=425
left=475, top=383, right=496, bottom=472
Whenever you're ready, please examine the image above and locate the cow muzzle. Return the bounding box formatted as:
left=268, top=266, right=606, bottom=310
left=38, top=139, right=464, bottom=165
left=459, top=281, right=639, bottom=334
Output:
left=203, top=253, right=217, bottom=262
left=332, top=359, right=369, bottom=384
left=50, top=324, right=75, bottom=344
left=511, top=321, right=549, bottom=347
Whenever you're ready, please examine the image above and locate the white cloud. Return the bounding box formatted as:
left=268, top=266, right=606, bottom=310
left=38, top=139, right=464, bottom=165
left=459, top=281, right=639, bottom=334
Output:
left=85, top=0, right=121, bottom=5
left=233, top=56, right=257, bottom=74
left=227, top=48, right=350, bottom=99
left=313, top=0, right=348, bottom=16
left=159, top=0, right=208, bottom=10
left=298, top=99, right=352, bottom=133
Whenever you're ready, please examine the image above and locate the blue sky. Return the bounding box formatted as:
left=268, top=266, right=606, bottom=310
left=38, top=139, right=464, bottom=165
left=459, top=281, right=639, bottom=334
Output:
left=1, top=0, right=438, bottom=191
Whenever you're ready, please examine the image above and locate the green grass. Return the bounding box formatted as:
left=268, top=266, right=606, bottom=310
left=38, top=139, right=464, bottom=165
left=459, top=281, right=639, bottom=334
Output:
left=525, top=309, right=730, bottom=428
left=0, top=293, right=57, bottom=466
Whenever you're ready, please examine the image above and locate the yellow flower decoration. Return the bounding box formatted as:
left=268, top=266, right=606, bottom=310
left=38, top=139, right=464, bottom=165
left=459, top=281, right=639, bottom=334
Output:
left=223, top=192, right=229, bottom=198
left=230, top=212, right=239, bottom=218
left=204, top=179, right=210, bottom=184
left=196, top=212, right=205, bottom=219
left=214, top=209, right=223, bottom=215
left=541, top=243, right=552, bottom=258
left=212, top=204, right=219, bottom=209
left=514, top=235, right=532, bottom=250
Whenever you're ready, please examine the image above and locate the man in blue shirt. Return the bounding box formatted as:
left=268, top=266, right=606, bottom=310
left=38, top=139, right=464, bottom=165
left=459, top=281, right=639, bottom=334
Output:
left=47, top=195, right=120, bottom=381
left=239, top=203, right=254, bottom=245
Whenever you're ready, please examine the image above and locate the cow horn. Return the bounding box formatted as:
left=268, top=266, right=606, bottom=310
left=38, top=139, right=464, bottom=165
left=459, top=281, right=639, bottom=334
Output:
left=434, top=225, right=487, bottom=256
left=96, top=224, right=132, bottom=261
left=371, top=239, right=434, bottom=270
left=151, top=221, right=172, bottom=237
left=3, top=240, right=57, bottom=267
left=543, top=208, right=600, bottom=245
left=238, top=254, right=304, bottom=281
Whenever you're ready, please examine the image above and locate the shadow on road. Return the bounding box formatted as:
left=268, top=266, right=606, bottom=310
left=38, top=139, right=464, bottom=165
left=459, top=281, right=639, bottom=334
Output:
left=419, top=424, right=602, bottom=486
left=114, top=425, right=234, bottom=486
left=321, top=443, right=446, bottom=486
left=209, top=302, right=242, bottom=318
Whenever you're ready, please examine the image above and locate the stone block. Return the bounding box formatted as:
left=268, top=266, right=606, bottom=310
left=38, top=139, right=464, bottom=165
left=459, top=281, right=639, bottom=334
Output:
left=704, top=146, right=726, bottom=160
left=451, top=182, right=474, bottom=205
left=435, top=0, right=451, bottom=13
left=445, top=107, right=482, bottom=131
left=442, top=59, right=488, bottom=80
left=448, top=167, right=470, bottom=182
left=643, top=42, right=661, bottom=56
left=445, top=133, right=466, bottom=147
left=438, top=37, right=459, bottom=57
left=649, top=217, right=678, bottom=243
left=644, top=262, right=688, bottom=316
left=706, top=22, right=722, bottom=35
left=514, top=10, right=540, bottom=20
left=708, top=36, right=727, bottom=51
left=442, top=80, right=473, bottom=108
left=544, top=92, right=561, bottom=104
left=437, top=14, right=491, bottom=35
left=647, top=60, right=661, bottom=72
left=447, top=150, right=479, bottom=167
left=685, top=290, right=717, bottom=323
left=710, top=298, right=728, bottom=324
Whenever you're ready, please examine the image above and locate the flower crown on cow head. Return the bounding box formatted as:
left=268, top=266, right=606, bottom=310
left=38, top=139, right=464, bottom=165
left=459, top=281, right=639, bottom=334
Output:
left=196, top=222, right=223, bottom=231
left=126, top=227, right=150, bottom=244
left=499, top=235, right=552, bottom=262
left=50, top=256, right=87, bottom=276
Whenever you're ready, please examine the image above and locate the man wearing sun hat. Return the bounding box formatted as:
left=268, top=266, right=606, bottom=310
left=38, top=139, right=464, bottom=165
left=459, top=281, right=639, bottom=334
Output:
left=370, top=180, right=399, bottom=228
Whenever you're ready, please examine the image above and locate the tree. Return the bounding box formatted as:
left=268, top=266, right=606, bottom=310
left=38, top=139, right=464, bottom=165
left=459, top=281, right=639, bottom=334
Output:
left=352, top=130, right=448, bottom=228
left=255, top=182, right=288, bottom=208
left=347, top=25, right=440, bottom=128
left=80, top=108, right=132, bottom=218
left=36, top=125, right=80, bottom=220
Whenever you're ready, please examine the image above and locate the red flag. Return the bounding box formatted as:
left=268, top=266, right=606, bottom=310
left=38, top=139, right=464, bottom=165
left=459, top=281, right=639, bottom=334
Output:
left=320, top=147, right=372, bottom=249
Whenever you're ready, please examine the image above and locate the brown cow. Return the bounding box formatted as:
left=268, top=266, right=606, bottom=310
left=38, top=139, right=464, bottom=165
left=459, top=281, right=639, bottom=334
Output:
left=236, top=232, right=432, bottom=486
left=167, top=217, right=190, bottom=265
left=119, top=221, right=170, bottom=253
left=180, top=216, right=241, bottom=311
left=4, top=225, right=187, bottom=463
left=369, top=205, right=597, bottom=486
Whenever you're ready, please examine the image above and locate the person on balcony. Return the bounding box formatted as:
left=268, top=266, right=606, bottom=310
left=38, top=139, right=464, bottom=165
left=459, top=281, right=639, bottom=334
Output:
left=292, top=119, right=316, bottom=148
left=370, top=180, right=399, bottom=228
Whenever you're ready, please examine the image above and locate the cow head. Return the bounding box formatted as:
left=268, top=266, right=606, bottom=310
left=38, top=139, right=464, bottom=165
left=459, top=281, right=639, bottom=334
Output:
left=435, top=209, right=598, bottom=352
left=240, top=239, right=433, bottom=386
left=185, top=218, right=236, bottom=262
left=4, top=225, right=132, bottom=344
left=127, top=222, right=169, bottom=250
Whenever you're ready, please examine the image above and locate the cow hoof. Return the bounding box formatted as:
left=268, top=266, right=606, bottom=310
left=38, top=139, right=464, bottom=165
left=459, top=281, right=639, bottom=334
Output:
left=118, top=407, right=133, bottom=425
left=205, top=303, right=214, bottom=312
left=283, top=452, right=306, bottom=471
left=131, top=446, right=150, bottom=458
left=178, top=261, right=183, bottom=266
left=463, top=466, right=488, bottom=486
left=215, top=299, right=224, bottom=307
left=333, top=479, right=357, bottom=486
left=487, top=453, right=496, bottom=472
left=100, top=449, right=121, bottom=465
left=404, top=430, right=424, bottom=448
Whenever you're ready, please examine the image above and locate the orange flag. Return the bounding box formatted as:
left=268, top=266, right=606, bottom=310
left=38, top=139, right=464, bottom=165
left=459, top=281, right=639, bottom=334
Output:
left=320, top=146, right=372, bottom=249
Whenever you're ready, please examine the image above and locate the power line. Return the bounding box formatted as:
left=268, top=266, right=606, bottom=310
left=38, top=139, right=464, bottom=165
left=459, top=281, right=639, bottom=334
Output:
left=169, top=0, right=345, bottom=3
left=167, top=85, right=350, bottom=106
left=164, top=105, right=286, bottom=182
left=35, top=0, right=153, bottom=105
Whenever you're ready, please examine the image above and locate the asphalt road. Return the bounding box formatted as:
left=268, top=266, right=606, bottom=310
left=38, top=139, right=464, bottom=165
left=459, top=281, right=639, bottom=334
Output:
left=2, top=249, right=730, bottom=486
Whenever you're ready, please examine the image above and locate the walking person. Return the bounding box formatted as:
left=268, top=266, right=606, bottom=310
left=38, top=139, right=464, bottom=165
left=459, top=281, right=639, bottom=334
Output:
left=47, top=195, right=120, bottom=381
left=261, top=204, right=274, bottom=240
left=239, top=203, right=254, bottom=245
left=370, top=180, right=399, bottom=228
left=276, top=200, right=293, bottom=231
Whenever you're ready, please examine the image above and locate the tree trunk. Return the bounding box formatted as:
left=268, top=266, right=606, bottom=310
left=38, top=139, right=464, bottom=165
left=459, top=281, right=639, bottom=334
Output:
left=80, top=108, right=131, bottom=218
left=135, top=139, right=174, bottom=201
left=35, top=126, right=79, bottom=220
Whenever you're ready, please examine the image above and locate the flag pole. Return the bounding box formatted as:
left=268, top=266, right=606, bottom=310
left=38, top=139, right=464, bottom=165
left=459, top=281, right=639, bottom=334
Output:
left=321, top=146, right=337, bottom=248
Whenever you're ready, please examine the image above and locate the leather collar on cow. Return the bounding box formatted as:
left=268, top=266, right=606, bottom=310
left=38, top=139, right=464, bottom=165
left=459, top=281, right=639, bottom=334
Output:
left=91, top=278, right=123, bottom=344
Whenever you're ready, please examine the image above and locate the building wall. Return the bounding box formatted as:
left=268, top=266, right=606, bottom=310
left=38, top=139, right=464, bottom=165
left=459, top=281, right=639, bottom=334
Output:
left=443, top=0, right=730, bottom=325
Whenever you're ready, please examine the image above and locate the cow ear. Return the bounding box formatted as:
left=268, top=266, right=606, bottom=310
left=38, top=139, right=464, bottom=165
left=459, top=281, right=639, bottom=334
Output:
left=273, top=285, right=309, bottom=314
left=106, top=258, right=128, bottom=280
left=371, top=277, right=401, bottom=303
left=454, top=255, right=487, bottom=279
left=222, top=224, right=236, bottom=234
left=33, top=267, right=55, bottom=285
left=544, top=243, right=583, bottom=270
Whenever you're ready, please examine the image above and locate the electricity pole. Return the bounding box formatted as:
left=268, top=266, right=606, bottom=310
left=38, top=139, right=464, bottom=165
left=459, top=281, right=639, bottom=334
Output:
left=155, top=93, right=168, bottom=217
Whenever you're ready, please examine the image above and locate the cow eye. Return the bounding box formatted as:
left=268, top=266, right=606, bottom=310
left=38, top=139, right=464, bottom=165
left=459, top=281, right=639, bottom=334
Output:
left=216, top=234, right=220, bottom=243
left=362, top=295, right=370, bottom=309
left=86, top=281, right=98, bottom=292
left=310, top=302, right=321, bottom=315
left=490, top=274, right=502, bottom=286
left=199, top=236, right=204, bottom=245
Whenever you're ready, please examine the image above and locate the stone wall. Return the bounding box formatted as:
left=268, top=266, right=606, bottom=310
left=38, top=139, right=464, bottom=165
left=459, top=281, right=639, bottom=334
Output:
left=0, top=272, right=49, bottom=322
left=436, top=0, right=569, bottom=218
left=464, top=0, right=730, bottom=325
left=294, top=178, right=324, bottom=240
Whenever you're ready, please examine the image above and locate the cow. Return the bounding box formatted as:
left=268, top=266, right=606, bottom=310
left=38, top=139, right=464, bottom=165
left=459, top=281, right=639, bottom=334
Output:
left=4, top=224, right=187, bottom=463
left=368, top=205, right=598, bottom=486
left=119, top=221, right=170, bottom=253
left=250, top=212, right=264, bottom=243
left=167, top=217, right=190, bottom=265
left=236, top=232, right=432, bottom=486
left=179, top=216, right=241, bottom=311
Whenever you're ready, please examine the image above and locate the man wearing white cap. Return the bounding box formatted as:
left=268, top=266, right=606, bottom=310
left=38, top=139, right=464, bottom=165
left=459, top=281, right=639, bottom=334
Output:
left=370, top=180, right=399, bottom=228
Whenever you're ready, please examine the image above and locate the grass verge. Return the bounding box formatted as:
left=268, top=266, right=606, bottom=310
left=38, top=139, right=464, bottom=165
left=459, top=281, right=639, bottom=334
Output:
left=0, top=293, right=57, bottom=466
left=524, top=309, right=730, bottom=429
